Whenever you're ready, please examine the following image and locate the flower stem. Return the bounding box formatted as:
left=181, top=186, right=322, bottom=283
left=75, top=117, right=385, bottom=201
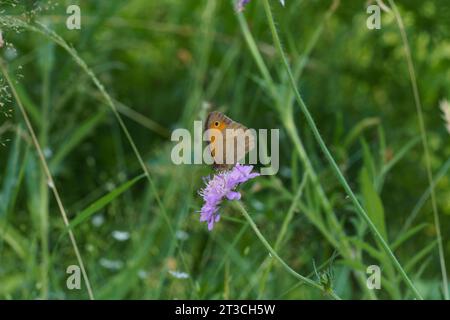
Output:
left=237, top=3, right=376, bottom=298
left=261, top=0, right=422, bottom=299
left=234, top=201, right=341, bottom=300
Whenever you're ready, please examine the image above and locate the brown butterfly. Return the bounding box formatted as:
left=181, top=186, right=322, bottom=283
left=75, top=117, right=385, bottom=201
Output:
left=204, top=111, right=255, bottom=170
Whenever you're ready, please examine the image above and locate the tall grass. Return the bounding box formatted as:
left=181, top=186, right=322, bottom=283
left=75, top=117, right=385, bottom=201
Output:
left=388, top=0, right=448, bottom=299
left=259, top=0, right=421, bottom=299
left=0, top=0, right=448, bottom=300
left=236, top=0, right=380, bottom=299
left=0, top=58, right=94, bottom=299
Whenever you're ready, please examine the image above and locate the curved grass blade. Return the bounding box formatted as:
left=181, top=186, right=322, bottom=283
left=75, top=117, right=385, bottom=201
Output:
left=67, top=174, right=145, bottom=231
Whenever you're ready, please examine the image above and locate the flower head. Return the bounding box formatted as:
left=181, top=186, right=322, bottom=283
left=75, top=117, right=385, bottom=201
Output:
left=199, top=163, right=259, bottom=230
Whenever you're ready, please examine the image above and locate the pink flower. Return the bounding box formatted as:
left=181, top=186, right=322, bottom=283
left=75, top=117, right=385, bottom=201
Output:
left=198, top=164, right=259, bottom=230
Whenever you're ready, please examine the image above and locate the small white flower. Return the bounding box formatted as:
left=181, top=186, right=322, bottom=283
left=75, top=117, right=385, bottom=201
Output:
left=43, top=147, right=53, bottom=158
left=175, top=230, right=189, bottom=241
left=92, top=214, right=105, bottom=227
left=138, top=269, right=149, bottom=279
left=105, top=181, right=115, bottom=191
left=251, top=200, right=264, bottom=211
left=168, top=270, right=190, bottom=279
left=99, top=258, right=123, bottom=270
left=112, top=230, right=130, bottom=241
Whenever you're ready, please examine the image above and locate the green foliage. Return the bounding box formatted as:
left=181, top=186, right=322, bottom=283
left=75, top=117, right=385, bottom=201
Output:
left=0, top=0, right=449, bottom=300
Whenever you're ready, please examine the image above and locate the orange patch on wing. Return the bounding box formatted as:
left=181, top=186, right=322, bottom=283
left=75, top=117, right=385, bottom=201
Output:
left=210, top=122, right=226, bottom=131
left=219, top=122, right=227, bottom=131
left=208, top=121, right=227, bottom=159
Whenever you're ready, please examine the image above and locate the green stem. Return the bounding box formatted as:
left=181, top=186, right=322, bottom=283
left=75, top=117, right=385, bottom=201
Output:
left=234, top=201, right=341, bottom=300
left=258, top=172, right=309, bottom=297
left=262, top=0, right=422, bottom=299
left=238, top=1, right=375, bottom=298
left=388, top=0, right=448, bottom=299
left=39, top=43, right=51, bottom=300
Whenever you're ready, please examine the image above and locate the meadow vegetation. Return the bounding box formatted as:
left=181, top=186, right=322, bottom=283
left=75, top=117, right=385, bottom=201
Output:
left=0, top=0, right=449, bottom=299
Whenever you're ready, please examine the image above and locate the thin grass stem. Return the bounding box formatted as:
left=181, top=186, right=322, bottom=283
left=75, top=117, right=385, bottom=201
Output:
left=387, top=0, right=448, bottom=300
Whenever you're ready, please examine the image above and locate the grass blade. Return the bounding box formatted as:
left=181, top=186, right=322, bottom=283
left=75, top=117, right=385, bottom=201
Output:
left=0, top=58, right=95, bottom=300
left=67, top=174, right=145, bottom=231
left=388, top=0, right=448, bottom=299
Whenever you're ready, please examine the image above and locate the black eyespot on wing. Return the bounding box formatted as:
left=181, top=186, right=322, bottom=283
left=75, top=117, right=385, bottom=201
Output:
left=214, top=121, right=220, bottom=127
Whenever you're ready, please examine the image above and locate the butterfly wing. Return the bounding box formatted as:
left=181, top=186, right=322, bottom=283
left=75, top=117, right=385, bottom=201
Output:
left=205, top=111, right=255, bottom=170
left=205, top=111, right=231, bottom=169
left=226, top=120, right=255, bottom=165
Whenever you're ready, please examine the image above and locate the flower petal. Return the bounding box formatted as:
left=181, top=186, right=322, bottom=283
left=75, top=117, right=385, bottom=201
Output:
left=226, top=191, right=241, bottom=200
left=207, top=219, right=215, bottom=230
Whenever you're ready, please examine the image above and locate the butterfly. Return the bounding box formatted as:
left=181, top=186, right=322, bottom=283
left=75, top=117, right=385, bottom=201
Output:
left=204, top=111, right=255, bottom=170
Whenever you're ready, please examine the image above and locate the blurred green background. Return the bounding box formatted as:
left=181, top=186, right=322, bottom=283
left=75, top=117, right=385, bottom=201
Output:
left=0, top=0, right=449, bottom=299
